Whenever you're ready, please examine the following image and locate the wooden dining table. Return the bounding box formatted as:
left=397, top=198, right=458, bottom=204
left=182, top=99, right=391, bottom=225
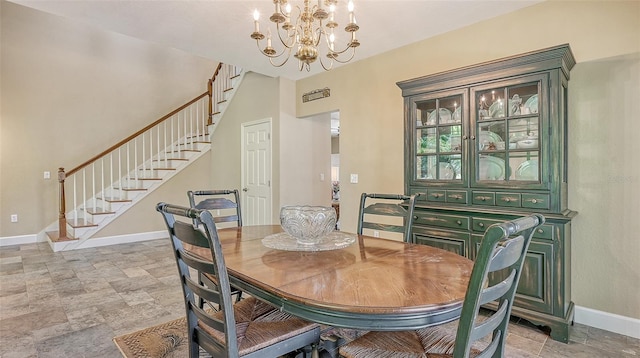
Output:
left=187, top=225, right=474, bottom=331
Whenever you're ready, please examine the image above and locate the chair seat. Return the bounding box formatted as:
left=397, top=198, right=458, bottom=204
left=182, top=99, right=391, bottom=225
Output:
left=338, top=321, right=481, bottom=358
left=201, top=297, right=320, bottom=356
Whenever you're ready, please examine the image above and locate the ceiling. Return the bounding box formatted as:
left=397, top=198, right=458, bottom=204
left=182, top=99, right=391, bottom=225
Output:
left=10, top=0, right=541, bottom=81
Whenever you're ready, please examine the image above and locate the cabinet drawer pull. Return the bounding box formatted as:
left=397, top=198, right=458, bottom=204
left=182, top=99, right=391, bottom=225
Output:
left=449, top=195, right=462, bottom=200
left=503, top=198, right=511, bottom=202
left=531, top=199, right=538, bottom=204
left=478, top=222, right=485, bottom=228
left=432, top=193, right=442, bottom=198
left=537, top=228, right=544, bottom=234
left=456, top=220, right=462, bottom=225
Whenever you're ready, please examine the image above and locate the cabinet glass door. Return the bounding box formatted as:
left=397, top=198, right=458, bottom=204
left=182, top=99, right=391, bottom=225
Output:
left=472, top=79, right=543, bottom=184
left=414, top=92, right=465, bottom=183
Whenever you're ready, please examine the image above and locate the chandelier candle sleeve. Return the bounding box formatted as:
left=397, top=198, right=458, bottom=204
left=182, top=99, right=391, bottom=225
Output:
left=250, top=0, right=360, bottom=72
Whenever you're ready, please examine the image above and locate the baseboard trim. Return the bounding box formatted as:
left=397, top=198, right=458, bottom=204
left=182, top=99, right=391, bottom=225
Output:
left=0, top=234, right=39, bottom=247
left=575, top=305, right=640, bottom=339
left=49, top=231, right=168, bottom=251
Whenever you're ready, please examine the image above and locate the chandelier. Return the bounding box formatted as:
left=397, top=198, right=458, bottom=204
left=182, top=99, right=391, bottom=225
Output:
left=250, top=0, right=360, bottom=71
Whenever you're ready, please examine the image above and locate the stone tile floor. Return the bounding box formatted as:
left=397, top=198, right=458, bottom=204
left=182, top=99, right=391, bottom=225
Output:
left=1, top=239, right=638, bottom=357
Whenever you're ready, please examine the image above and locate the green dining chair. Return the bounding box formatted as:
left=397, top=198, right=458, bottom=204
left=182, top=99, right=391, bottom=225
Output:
left=188, top=189, right=244, bottom=305
left=339, top=213, right=545, bottom=358
left=357, top=193, right=420, bottom=243
left=157, top=203, right=321, bottom=358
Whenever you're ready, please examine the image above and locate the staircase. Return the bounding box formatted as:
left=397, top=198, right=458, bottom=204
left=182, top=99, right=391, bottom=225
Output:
left=45, top=64, right=244, bottom=251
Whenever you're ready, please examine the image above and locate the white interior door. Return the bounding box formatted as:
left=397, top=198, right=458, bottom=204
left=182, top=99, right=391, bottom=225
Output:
left=241, top=119, right=272, bottom=225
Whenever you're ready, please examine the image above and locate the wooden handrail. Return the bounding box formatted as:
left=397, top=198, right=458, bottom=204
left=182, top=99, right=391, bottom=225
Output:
left=66, top=91, right=208, bottom=177
left=208, top=63, right=223, bottom=125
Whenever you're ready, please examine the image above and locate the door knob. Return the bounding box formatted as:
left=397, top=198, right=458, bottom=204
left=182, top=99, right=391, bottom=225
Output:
left=242, top=188, right=248, bottom=192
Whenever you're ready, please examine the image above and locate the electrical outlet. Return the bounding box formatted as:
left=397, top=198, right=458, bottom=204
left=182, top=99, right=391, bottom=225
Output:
left=350, top=174, right=358, bottom=183
left=320, top=173, right=325, bottom=181
left=10, top=214, right=18, bottom=223
left=373, top=230, right=380, bottom=237
left=44, top=171, right=51, bottom=179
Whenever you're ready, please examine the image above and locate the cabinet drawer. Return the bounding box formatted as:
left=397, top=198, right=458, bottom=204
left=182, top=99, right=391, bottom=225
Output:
left=414, top=213, right=469, bottom=230
left=471, top=218, right=503, bottom=232
left=522, top=193, right=550, bottom=210
left=472, top=191, right=495, bottom=205
left=426, top=190, right=446, bottom=202
left=495, top=193, right=521, bottom=208
left=533, top=224, right=555, bottom=240
left=446, top=190, right=468, bottom=204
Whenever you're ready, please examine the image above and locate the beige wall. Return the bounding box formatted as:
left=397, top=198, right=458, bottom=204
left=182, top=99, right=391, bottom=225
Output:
left=210, top=72, right=332, bottom=223
left=209, top=72, right=281, bottom=223
left=569, top=53, right=640, bottom=317
left=0, top=1, right=218, bottom=237
left=295, top=1, right=640, bottom=320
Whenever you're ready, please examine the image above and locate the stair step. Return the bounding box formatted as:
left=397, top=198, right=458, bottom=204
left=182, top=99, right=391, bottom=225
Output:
left=162, top=158, right=189, bottom=161
left=86, top=208, right=115, bottom=215
left=68, top=219, right=98, bottom=229
left=112, top=187, right=149, bottom=191
left=97, top=197, right=133, bottom=203
left=140, top=167, right=176, bottom=171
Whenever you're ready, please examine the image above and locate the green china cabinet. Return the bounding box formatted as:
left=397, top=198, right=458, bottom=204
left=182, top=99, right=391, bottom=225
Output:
left=397, top=45, right=576, bottom=342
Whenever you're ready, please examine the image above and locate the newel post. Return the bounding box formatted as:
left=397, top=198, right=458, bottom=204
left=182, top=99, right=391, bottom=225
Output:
left=58, top=167, right=67, bottom=239
left=207, top=78, right=213, bottom=125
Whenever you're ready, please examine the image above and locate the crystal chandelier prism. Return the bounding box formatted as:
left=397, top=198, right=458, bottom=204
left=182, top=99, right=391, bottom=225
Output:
left=250, top=0, right=360, bottom=71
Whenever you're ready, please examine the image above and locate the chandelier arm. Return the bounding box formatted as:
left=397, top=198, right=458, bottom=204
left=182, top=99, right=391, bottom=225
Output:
left=275, top=21, right=298, bottom=49
left=331, top=47, right=357, bottom=64
left=255, top=39, right=293, bottom=60
left=318, top=55, right=335, bottom=71
left=270, top=54, right=293, bottom=68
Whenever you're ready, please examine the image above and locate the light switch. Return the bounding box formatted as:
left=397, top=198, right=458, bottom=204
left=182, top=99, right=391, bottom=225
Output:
left=350, top=174, right=358, bottom=183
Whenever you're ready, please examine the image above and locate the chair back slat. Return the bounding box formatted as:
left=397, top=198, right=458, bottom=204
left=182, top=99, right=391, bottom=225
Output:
left=487, top=235, right=525, bottom=272
left=479, top=270, right=516, bottom=306
left=452, top=213, right=545, bottom=358
left=469, top=297, right=509, bottom=341
left=363, top=202, right=409, bottom=216
left=474, top=335, right=501, bottom=358
left=358, top=193, right=420, bottom=243
left=362, top=222, right=406, bottom=234
left=174, top=221, right=211, bottom=248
